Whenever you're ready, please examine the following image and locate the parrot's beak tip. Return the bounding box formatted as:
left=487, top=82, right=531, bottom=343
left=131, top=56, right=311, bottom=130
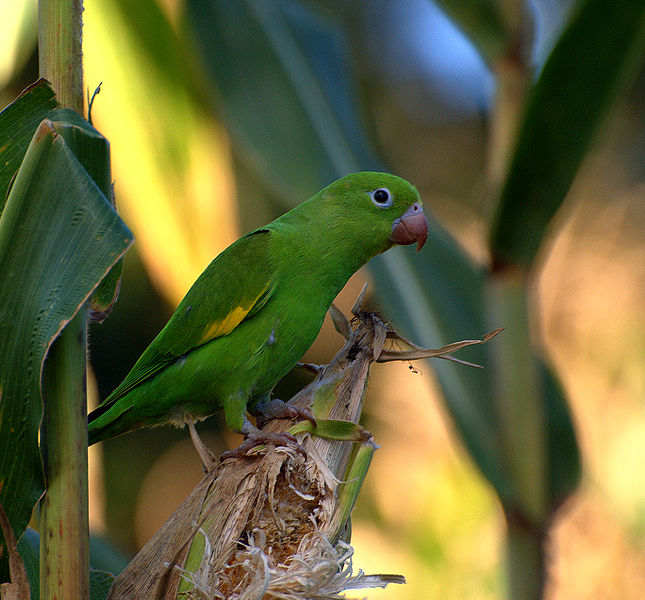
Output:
left=390, top=203, right=428, bottom=250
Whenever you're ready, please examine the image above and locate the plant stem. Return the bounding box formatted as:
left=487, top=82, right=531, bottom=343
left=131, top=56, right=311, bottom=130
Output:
left=485, top=1, right=531, bottom=215
left=486, top=273, right=546, bottom=523
left=37, top=1, right=89, bottom=598
left=38, top=0, right=84, bottom=113
left=485, top=272, right=548, bottom=600
left=40, top=313, right=90, bottom=600
left=506, top=512, right=546, bottom=598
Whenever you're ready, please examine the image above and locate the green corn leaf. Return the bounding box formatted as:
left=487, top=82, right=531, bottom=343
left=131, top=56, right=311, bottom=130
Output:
left=540, top=360, right=581, bottom=509
left=490, top=0, right=645, bottom=267
left=89, top=570, right=116, bottom=600
left=0, top=105, right=133, bottom=567
left=484, top=276, right=581, bottom=525
left=49, top=107, right=124, bottom=321
left=0, top=80, right=58, bottom=211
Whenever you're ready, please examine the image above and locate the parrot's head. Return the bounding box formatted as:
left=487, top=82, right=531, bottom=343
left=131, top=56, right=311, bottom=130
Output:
left=320, top=171, right=428, bottom=255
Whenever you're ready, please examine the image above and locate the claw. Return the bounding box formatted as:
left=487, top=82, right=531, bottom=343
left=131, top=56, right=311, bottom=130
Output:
left=220, top=428, right=306, bottom=461
left=297, top=361, right=325, bottom=375
left=252, top=398, right=317, bottom=429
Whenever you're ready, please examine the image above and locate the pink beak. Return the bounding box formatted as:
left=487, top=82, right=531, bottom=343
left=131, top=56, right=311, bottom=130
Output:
left=389, top=203, right=428, bottom=251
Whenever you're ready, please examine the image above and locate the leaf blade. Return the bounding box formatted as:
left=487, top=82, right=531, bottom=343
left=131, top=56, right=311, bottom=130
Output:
left=0, top=117, right=133, bottom=551
left=490, top=0, right=645, bottom=266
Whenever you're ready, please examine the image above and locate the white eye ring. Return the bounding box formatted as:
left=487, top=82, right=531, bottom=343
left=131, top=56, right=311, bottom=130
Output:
left=370, top=188, right=393, bottom=207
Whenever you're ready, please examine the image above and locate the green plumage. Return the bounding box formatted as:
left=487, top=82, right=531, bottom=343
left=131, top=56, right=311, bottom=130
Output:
left=88, top=172, right=426, bottom=444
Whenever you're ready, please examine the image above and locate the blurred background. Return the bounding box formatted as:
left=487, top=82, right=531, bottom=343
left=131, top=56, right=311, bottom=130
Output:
left=3, top=0, right=645, bottom=598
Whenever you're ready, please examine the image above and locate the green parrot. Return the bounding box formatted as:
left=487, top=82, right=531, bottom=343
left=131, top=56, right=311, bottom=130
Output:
left=88, top=172, right=427, bottom=459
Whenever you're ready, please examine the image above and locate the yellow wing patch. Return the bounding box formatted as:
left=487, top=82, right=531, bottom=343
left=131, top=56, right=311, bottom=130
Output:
left=198, top=286, right=270, bottom=344
left=199, top=305, right=249, bottom=342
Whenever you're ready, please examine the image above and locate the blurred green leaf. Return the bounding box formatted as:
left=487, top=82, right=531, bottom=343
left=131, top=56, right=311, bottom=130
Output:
left=0, top=97, right=133, bottom=565
left=490, top=0, right=645, bottom=267
left=91, top=0, right=198, bottom=176
left=89, top=569, right=116, bottom=600
left=434, top=0, right=511, bottom=61
left=540, top=360, right=581, bottom=509
left=184, top=0, right=378, bottom=201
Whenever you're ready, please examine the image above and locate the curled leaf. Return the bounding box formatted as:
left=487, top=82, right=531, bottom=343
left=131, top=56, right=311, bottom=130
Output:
left=377, top=328, right=504, bottom=365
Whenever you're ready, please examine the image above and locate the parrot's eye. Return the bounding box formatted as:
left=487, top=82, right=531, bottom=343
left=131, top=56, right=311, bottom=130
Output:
left=370, top=188, right=393, bottom=207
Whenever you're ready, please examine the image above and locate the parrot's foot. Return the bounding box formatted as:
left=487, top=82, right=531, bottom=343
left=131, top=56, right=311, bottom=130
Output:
left=187, top=418, right=217, bottom=472
left=252, top=397, right=317, bottom=430
left=220, top=420, right=306, bottom=461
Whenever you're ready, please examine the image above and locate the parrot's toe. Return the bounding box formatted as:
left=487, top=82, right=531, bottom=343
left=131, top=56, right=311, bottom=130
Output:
left=253, top=397, right=317, bottom=429
left=220, top=428, right=306, bottom=461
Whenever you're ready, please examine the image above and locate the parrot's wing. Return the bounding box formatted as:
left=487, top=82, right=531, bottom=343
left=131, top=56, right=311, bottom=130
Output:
left=102, top=229, right=275, bottom=405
